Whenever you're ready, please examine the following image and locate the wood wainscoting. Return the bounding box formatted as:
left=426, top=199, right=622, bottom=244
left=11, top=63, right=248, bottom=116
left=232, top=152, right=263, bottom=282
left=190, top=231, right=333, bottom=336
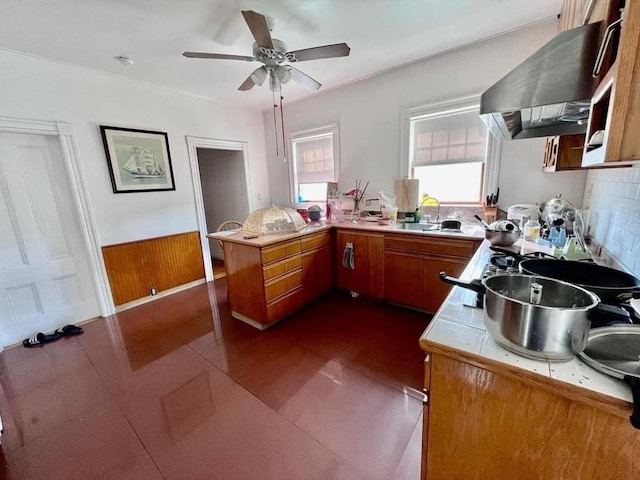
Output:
left=102, top=231, right=205, bottom=306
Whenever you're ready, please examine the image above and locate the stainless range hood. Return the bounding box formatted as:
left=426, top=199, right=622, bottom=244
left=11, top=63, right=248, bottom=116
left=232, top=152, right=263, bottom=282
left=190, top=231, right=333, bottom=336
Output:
left=480, top=22, right=602, bottom=140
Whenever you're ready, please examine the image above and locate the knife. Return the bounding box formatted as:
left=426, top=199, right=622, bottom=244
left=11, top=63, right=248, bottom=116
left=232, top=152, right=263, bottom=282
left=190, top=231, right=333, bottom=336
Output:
left=495, top=187, right=500, bottom=205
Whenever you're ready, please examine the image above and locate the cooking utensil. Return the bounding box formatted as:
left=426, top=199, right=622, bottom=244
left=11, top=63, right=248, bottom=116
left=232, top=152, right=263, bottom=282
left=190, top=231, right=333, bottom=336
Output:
left=519, top=259, right=640, bottom=303
left=439, top=273, right=600, bottom=361
left=578, top=325, right=640, bottom=429
left=484, top=229, right=520, bottom=246
left=474, top=214, right=491, bottom=229
left=475, top=219, right=520, bottom=246
left=440, top=219, right=462, bottom=231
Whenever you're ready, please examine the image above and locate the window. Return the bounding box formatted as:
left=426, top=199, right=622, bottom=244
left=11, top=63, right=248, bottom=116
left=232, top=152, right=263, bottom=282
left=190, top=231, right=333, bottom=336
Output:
left=291, top=124, right=339, bottom=202
left=406, top=98, right=490, bottom=205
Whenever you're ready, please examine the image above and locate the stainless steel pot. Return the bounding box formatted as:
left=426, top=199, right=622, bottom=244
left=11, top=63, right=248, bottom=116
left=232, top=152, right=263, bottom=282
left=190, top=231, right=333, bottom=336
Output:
left=439, top=273, right=601, bottom=361
left=485, top=229, right=520, bottom=246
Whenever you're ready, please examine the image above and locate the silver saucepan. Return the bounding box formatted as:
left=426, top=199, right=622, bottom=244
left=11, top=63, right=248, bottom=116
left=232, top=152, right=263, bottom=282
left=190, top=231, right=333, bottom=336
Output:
left=439, top=273, right=600, bottom=361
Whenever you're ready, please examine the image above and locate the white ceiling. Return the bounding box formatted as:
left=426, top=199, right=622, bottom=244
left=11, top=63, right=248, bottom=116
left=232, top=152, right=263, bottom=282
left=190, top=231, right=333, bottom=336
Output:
left=0, top=0, right=562, bottom=110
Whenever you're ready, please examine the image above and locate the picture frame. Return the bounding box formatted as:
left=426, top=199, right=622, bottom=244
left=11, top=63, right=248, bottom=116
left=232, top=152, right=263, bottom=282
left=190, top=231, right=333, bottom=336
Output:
left=100, top=125, right=176, bottom=193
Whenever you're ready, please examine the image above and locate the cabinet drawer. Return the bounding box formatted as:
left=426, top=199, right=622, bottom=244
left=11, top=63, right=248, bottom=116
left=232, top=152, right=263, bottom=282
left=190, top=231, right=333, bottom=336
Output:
left=266, top=286, right=305, bottom=323
left=261, top=240, right=301, bottom=264
left=385, top=236, right=476, bottom=258
left=301, top=231, right=331, bottom=252
left=263, top=255, right=302, bottom=281
left=264, top=269, right=303, bottom=302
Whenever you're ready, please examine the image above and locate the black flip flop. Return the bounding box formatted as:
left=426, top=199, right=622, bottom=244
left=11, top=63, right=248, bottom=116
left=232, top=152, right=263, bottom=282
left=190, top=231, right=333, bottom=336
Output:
left=22, top=331, right=62, bottom=348
left=55, top=324, right=84, bottom=336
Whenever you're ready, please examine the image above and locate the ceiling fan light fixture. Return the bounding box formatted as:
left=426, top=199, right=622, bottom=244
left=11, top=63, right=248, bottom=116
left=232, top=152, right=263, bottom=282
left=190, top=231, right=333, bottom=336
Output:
left=269, top=72, right=281, bottom=92
left=275, top=65, right=292, bottom=84
left=250, top=66, right=268, bottom=86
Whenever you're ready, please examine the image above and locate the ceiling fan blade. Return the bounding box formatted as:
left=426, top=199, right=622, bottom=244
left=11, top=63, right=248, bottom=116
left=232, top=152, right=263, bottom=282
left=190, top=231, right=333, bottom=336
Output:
left=238, top=74, right=256, bottom=91
left=183, top=52, right=254, bottom=61
left=241, top=10, right=274, bottom=49
left=288, top=66, right=321, bottom=91
left=286, top=43, right=350, bottom=62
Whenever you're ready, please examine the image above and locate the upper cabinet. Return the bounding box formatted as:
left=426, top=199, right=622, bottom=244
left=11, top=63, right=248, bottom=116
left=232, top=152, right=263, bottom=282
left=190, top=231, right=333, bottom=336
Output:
left=580, top=0, right=640, bottom=165
left=550, top=0, right=639, bottom=168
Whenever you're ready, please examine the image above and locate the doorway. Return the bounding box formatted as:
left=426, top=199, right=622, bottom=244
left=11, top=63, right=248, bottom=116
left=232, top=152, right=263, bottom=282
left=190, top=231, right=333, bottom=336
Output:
left=0, top=130, right=104, bottom=347
left=197, top=148, right=249, bottom=278
left=186, top=136, right=253, bottom=282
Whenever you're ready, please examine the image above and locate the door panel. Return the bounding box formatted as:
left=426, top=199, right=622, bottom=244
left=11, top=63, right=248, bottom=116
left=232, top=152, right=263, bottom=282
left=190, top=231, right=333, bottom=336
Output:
left=0, top=133, right=99, bottom=346
left=384, top=250, right=423, bottom=308
left=422, top=256, right=466, bottom=313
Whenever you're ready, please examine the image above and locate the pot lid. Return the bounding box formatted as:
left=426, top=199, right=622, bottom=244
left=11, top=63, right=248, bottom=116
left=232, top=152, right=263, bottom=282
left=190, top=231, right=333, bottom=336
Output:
left=578, top=326, right=640, bottom=379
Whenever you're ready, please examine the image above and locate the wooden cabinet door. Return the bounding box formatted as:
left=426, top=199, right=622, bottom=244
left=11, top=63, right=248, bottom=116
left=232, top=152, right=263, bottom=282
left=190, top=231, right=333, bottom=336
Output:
left=422, top=255, right=466, bottom=313
left=336, top=231, right=384, bottom=298
left=301, top=245, right=332, bottom=303
left=384, top=250, right=423, bottom=308
left=424, top=354, right=639, bottom=479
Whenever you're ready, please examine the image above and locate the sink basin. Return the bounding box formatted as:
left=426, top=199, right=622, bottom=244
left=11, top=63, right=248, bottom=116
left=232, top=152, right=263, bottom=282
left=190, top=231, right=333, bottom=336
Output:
left=394, top=222, right=442, bottom=232
left=393, top=222, right=484, bottom=237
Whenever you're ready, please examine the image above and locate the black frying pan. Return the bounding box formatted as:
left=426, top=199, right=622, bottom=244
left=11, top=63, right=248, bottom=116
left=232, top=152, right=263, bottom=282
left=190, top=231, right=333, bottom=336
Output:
left=519, top=259, right=640, bottom=303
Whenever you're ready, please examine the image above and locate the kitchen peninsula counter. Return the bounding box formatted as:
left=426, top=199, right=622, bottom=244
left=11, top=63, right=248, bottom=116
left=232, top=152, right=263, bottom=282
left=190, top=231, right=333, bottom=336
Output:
left=206, top=219, right=484, bottom=246
left=418, top=240, right=639, bottom=480
left=208, top=220, right=484, bottom=330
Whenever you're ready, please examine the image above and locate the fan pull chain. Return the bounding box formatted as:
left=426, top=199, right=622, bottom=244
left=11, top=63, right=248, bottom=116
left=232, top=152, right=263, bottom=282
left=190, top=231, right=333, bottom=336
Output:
left=279, top=93, right=286, bottom=160
left=272, top=87, right=279, bottom=156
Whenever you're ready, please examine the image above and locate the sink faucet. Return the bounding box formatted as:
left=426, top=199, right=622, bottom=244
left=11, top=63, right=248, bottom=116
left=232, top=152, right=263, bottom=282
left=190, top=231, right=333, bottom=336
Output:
left=419, top=196, right=440, bottom=223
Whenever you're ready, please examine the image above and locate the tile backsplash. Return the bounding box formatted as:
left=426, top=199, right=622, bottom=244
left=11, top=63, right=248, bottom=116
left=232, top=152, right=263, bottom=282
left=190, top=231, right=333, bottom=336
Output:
left=583, top=166, right=640, bottom=276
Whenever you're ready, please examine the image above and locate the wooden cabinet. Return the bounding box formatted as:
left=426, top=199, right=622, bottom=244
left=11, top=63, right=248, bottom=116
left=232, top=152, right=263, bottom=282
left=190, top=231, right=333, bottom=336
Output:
left=335, top=230, right=384, bottom=299
left=384, top=250, right=424, bottom=307
left=383, top=234, right=480, bottom=313
left=542, top=134, right=585, bottom=171
left=421, top=352, right=639, bottom=480
left=421, top=256, right=466, bottom=313
left=582, top=0, right=640, bottom=165
left=301, top=231, right=333, bottom=304
left=549, top=0, right=639, bottom=169
left=224, top=238, right=304, bottom=328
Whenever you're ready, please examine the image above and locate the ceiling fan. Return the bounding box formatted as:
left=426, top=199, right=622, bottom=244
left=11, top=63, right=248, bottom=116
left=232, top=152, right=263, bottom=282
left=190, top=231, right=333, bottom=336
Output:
left=183, top=10, right=350, bottom=92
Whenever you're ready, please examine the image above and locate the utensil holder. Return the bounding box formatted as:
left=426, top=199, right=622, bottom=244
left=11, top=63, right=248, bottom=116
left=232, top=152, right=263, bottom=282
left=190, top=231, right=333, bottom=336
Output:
left=483, top=206, right=497, bottom=224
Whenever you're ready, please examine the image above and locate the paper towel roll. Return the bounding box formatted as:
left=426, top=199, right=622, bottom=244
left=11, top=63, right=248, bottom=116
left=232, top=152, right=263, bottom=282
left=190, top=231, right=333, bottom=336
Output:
left=394, top=179, right=419, bottom=213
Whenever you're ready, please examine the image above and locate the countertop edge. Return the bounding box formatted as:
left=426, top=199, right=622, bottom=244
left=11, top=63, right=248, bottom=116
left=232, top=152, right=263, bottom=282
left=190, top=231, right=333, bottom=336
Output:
left=207, top=221, right=484, bottom=247
left=420, top=337, right=633, bottom=417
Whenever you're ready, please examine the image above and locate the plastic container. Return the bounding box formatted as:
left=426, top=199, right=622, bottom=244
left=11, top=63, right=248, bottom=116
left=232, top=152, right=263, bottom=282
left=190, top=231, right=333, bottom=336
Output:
left=523, top=219, right=541, bottom=242
left=380, top=207, right=398, bottom=224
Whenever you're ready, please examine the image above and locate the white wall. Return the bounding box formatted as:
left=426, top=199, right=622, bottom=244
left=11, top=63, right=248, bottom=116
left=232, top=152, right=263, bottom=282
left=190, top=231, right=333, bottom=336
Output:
left=582, top=166, right=640, bottom=276
left=499, top=138, right=586, bottom=207
left=263, top=21, right=586, bottom=209
left=0, top=50, right=269, bottom=246
left=197, top=148, right=249, bottom=258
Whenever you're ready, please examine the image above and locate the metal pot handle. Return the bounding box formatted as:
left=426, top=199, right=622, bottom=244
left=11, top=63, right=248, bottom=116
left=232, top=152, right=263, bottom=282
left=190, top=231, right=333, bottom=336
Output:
left=625, top=376, right=640, bottom=429
left=438, top=272, right=485, bottom=294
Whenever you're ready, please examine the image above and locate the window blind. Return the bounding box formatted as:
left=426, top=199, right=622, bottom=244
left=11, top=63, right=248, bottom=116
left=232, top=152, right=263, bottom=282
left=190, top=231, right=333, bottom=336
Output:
left=293, top=132, right=335, bottom=184
left=410, top=107, right=487, bottom=167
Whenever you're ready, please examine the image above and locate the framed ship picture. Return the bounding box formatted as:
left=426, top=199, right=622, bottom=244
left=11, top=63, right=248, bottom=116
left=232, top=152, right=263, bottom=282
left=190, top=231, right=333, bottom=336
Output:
left=100, top=126, right=175, bottom=193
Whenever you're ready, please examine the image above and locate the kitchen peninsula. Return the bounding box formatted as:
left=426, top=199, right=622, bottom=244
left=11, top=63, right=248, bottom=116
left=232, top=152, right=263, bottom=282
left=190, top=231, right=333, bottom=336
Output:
left=207, top=221, right=483, bottom=329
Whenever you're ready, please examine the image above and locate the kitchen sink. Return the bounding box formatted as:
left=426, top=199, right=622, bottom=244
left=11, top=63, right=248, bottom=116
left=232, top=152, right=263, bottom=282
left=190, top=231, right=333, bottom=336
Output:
left=393, top=222, right=484, bottom=237
left=394, top=222, right=441, bottom=231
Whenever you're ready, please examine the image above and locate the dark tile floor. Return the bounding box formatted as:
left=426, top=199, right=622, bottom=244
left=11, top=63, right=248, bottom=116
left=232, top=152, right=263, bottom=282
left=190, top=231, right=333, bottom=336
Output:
left=0, top=279, right=430, bottom=480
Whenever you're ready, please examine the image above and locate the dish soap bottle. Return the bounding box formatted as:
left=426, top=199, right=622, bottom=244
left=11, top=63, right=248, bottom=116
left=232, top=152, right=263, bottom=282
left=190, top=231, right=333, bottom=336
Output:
left=414, top=206, right=421, bottom=223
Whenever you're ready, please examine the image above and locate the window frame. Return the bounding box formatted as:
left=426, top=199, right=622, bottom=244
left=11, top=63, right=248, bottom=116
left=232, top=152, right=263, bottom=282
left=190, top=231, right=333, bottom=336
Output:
left=400, top=94, right=501, bottom=206
left=289, top=123, right=340, bottom=203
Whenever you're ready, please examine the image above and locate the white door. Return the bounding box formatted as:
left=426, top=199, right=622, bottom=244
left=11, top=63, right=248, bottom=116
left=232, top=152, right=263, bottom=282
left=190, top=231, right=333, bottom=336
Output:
left=0, top=132, right=100, bottom=347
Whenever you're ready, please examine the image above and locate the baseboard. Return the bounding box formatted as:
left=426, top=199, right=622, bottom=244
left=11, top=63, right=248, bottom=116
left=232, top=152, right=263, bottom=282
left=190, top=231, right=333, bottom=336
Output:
left=115, top=278, right=206, bottom=313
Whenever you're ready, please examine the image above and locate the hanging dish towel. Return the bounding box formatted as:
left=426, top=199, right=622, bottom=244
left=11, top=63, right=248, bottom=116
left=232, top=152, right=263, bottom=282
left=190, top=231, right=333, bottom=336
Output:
left=342, top=241, right=355, bottom=270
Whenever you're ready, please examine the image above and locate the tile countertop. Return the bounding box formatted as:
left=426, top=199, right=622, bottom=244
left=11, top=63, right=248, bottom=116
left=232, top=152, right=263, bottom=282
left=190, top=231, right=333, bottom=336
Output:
left=419, top=239, right=634, bottom=407
left=207, top=219, right=485, bottom=247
